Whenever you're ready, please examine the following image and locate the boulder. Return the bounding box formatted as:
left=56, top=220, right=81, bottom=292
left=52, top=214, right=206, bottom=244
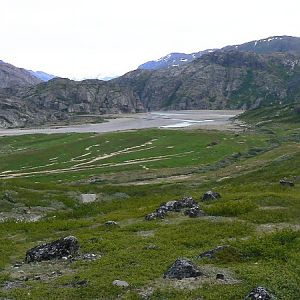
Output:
left=145, top=196, right=199, bottom=220
left=164, top=258, right=202, bottom=280
left=25, top=236, right=79, bottom=263
left=245, top=286, right=275, bottom=300
left=201, top=190, right=221, bottom=201
left=112, top=280, right=129, bottom=287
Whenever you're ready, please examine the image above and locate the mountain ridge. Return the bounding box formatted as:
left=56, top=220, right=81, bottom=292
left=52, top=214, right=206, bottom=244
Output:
left=138, top=35, right=300, bottom=70
left=1, top=35, right=300, bottom=128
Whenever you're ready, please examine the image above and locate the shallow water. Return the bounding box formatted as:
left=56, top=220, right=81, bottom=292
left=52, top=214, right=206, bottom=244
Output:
left=0, top=110, right=242, bottom=136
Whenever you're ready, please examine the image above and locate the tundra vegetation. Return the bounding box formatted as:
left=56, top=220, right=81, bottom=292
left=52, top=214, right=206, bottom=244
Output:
left=0, top=103, right=299, bottom=299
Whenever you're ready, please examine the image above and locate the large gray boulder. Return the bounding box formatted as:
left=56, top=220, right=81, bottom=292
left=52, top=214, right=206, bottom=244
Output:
left=25, top=236, right=79, bottom=263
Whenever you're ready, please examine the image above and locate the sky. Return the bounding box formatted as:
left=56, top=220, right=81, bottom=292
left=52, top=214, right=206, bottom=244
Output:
left=1, top=0, right=300, bottom=79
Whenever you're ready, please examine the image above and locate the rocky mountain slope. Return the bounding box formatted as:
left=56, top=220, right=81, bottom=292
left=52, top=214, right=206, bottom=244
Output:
left=21, top=78, right=144, bottom=115
left=115, top=50, right=300, bottom=110
left=28, top=70, right=56, bottom=81
left=138, top=35, right=300, bottom=70
left=1, top=36, right=300, bottom=128
left=138, top=49, right=216, bottom=70
left=0, top=60, right=42, bottom=89
left=223, top=35, right=300, bottom=54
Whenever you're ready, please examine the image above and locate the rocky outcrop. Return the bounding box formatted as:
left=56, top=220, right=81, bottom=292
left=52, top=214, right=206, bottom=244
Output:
left=21, top=78, right=145, bottom=115
left=0, top=93, right=50, bottom=128
left=245, top=287, right=275, bottom=300
left=145, top=196, right=204, bottom=220
left=164, top=258, right=202, bottom=279
left=25, top=236, right=79, bottom=263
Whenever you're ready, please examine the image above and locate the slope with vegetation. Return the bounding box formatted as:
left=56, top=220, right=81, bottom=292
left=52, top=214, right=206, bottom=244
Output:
left=0, top=103, right=299, bottom=299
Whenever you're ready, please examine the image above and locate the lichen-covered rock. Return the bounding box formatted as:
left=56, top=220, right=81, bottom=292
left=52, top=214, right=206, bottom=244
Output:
left=164, top=258, right=202, bottom=279
left=245, top=286, right=275, bottom=300
left=201, top=190, right=221, bottom=201
left=25, top=236, right=79, bottom=263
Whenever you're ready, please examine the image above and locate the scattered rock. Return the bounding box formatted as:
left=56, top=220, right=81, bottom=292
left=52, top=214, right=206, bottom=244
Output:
left=2, top=191, right=17, bottom=203
left=145, top=210, right=166, bottom=221
left=79, top=253, right=99, bottom=261
left=145, top=196, right=201, bottom=220
left=143, top=244, right=159, bottom=250
left=112, top=280, right=129, bottom=287
left=63, top=279, right=88, bottom=288
left=197, top=245, right=231, bottom=259
left=80, top=193, right=97, bottom=203
left=279, top=179, right=294, bottom=187
left=206, top=141, right=219, bottom=147
left=2, top=280, right=24, bottom=290
left=12, top=262, right=23, bottom=268
left=105, top=221, right=118, bottom=226
left=245, top=286, right=275, bottom=300
left=164, top=258, right=202, bottom=280
left=184, top=206, right=206, bottom=218
left=201, top=191, right=221, bottom=201
left=25, top=236, right=80, bottom=263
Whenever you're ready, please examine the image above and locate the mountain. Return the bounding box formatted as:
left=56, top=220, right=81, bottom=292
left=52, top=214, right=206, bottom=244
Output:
left=2, top=36, right=300, bottom=128
left=222, top=35, right=300, bottom=54
left=0, top=60, right=42, bottom=89
left=28, top=70, right=56, bottom=81
left=138, top=50, right=216, bottom=70
left=0, top=77, right=145, bottom=128
left=116, top=50, right=300, bottom=111
left=138, top=35, right=300, bottom=70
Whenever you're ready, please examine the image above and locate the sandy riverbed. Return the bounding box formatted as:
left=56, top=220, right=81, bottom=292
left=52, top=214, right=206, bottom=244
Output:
left=0, top=110, right=243, bottom=136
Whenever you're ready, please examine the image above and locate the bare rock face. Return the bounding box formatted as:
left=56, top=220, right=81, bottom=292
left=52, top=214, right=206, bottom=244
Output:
left=1, top=50, right=300, bottom=128
left=0, top=60, right=41, bottom=89
left=245, top=287, right=275, bottom=300
left=115, top=51, right=299, bottom=111
left=164, top=258, right=202, bottom=279
left=25, top=236, right=80, bottom=263
left=21, top=78, right=145, bottom=115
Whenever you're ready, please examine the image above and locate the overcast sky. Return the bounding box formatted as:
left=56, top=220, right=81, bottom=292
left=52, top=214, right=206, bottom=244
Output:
left=1, top=0, right=299, bottom=79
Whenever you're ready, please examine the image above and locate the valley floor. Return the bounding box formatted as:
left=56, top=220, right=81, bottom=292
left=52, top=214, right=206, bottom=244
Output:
left=0, top=116, right=299, bottom=299
left=0, top=110, right=242, bottom=136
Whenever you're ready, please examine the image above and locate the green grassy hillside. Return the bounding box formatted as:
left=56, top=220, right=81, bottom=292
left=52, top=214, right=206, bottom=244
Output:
left=0, top=120, right=299, bottom=299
